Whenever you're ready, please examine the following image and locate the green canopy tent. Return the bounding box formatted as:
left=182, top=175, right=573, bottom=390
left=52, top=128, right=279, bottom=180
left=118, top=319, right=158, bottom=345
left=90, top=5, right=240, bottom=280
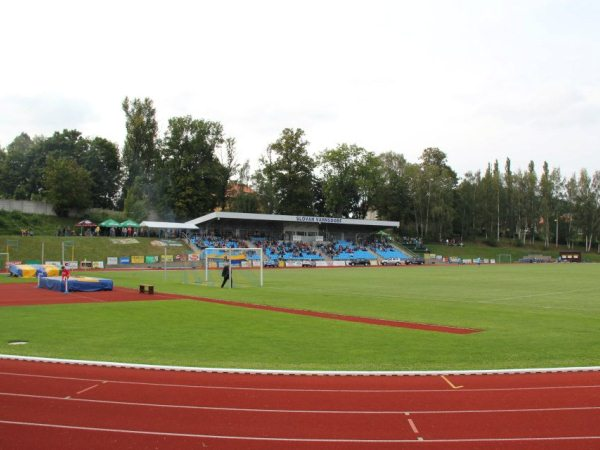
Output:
left=119, top=219, right=141, bottom=228
left=99, top=219, right=121, bottom=228
left=118, top=219, right=141, bottom=237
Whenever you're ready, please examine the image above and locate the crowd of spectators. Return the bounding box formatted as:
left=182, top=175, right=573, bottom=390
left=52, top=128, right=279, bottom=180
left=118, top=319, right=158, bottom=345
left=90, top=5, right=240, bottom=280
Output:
left=258, top=240, right=321, bottom=259
left=189, top=234, right=244, bottom=249
left=440, top=238, right=464, bottom=247
left=189, top=234, right=407, bottom=261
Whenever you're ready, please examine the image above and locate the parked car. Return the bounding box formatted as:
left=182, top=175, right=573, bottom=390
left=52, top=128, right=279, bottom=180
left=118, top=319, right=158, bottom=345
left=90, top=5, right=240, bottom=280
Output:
left=405, top=256, right=425, bottom=265
left=301, top=260, right=317, bottom=267
left=380, top=258, right=402, bottom=266
left=347, top=258, right=371, bottom=266
left=263, top=260, right=277, bottom=268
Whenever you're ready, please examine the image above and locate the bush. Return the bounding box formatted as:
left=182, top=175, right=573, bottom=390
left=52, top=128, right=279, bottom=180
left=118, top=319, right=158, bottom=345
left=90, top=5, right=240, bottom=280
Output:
left=484, top=238, right=498, bottom=247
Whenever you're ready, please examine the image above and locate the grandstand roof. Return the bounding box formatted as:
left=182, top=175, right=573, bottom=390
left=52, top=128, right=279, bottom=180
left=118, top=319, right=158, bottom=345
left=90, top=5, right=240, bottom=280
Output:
left=184, top=212, right=399, bottom=228
left=140, top=221, right=198, bottom=230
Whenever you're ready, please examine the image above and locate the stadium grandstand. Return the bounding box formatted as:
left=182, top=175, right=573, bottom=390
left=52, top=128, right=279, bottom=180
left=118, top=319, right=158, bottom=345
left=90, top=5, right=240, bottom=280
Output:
left=176, top=212, right=410, bottom=265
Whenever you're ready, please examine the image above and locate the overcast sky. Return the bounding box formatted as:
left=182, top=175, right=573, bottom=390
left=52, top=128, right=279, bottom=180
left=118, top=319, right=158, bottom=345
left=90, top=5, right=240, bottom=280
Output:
left=1, top=0, right=599, bottom=178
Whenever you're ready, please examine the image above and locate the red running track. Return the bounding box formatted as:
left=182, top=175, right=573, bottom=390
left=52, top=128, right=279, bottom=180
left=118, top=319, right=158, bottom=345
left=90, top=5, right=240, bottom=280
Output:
left=1, top=358, right=599, bottom=449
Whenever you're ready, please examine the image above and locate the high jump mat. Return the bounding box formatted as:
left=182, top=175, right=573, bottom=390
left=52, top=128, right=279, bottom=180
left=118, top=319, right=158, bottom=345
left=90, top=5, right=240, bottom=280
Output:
left=8, top=264, right=60, bottom=278
left=38, top=276, right=113, bottom=292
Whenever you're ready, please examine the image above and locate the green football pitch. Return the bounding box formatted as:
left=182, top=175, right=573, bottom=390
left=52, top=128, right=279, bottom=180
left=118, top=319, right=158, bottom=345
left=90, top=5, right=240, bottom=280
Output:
left=1, top=264, right=599, bottom=371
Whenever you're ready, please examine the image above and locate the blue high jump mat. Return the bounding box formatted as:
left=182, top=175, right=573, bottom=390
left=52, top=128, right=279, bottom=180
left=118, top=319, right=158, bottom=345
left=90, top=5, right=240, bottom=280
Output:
left=9, top=264, right=60, bottom=278
left=38, top=276, right=114, bottom=293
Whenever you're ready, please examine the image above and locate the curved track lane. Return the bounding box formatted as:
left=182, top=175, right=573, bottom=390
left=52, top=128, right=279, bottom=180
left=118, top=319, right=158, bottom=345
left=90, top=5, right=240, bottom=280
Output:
left=1, top=359, right=599, bottom=449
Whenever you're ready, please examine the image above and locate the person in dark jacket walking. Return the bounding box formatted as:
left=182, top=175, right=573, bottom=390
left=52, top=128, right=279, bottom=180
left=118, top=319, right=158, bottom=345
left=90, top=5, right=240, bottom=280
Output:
left=221, top=258, right=230, bottom=288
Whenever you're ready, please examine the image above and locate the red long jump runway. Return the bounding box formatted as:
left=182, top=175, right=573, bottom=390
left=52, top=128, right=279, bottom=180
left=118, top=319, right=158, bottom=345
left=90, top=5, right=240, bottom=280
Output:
left=0, top=282, right=185, bottom=307
left=1, top=282, right=480, bottom=334
left=1, top=359, right=599, bottom=449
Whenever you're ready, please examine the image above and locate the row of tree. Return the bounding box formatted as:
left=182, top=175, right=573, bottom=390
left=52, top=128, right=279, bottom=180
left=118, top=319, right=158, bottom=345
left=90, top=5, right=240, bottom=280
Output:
left=0, top=97, right=598, bottom=249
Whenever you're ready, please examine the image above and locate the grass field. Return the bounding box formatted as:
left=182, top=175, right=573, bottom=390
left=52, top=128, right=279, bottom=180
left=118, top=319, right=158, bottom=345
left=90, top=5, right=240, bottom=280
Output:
left=1, top=264, right=599, bottom=371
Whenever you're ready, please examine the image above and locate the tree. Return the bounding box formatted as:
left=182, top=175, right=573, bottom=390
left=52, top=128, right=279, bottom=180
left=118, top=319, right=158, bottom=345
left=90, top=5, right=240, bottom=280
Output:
left=504, top=158, right=516, bottom=238
left=80, top=137, right=122, bottom=209
left=121, top=97, right=159, bottom=195
left=253, top=146, right=277, bottom=213
left=31, top=130, right=89, bottom=200
left=123, top=178, right=151, bottom=223
left=371, top=151, right=411, bottom=223
left=318, top=144, right=363, bottom=217
left=43, top=158, right=93, bottom=216
left=413, top=148, right=457, bottom=240
left=538, top=162, right=558, bottom=248
left=2, top=133, right=35, bottom=199
left=455, top=171, right=481, bottom=240
left=569, top=169, right=600, bottom=252
left=219, top=137, right=239, bottom=210
left=0, top=144, right=7, bottom=197
left=227, top=160, right=259, bottom=213
left=162, top=116, right=227, bottom=220
left=258, top=128, right=316, bottom=215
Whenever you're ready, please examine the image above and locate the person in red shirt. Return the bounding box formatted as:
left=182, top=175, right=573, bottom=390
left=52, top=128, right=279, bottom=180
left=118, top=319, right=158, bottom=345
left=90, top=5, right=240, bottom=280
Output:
left=61, top=264, right=71, bottom=293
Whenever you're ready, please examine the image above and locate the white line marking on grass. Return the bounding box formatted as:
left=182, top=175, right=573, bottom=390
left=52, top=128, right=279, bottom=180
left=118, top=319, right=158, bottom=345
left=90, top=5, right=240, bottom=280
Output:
left=2, top=370, right=600, bottom=393
left=1, top=392, right=600, bottom=415
left=1, top=420, right=600, bottom=443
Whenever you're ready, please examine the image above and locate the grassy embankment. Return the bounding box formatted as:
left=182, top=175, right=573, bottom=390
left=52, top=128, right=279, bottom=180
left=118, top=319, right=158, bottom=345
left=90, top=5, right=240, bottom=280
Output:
left=425, top=240, right=600, bottom=263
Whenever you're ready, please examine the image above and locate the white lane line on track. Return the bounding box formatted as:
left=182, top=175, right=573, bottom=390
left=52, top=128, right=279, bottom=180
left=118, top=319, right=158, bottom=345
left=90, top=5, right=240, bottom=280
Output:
left=441, top=375, right=463, bottom=389
left=1, top=371, right=599, bottom=393
left=407, top=418, right=419, bottom=434
left=1, top=420, right=600, bottom=443
left=1, top=392, right=599, bottom=415
left=76, top=384, right=100, bottom=395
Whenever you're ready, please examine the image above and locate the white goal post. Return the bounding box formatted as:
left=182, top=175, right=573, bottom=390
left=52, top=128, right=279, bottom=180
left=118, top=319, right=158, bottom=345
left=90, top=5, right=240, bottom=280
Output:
left=497, top=253, right=512, bottom=264
left=201, top=247, right=264, bottom=288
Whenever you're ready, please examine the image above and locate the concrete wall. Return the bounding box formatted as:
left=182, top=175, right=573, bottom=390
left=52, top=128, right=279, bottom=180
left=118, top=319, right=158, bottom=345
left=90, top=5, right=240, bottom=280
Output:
left=0, top=199, right=56, bottom=216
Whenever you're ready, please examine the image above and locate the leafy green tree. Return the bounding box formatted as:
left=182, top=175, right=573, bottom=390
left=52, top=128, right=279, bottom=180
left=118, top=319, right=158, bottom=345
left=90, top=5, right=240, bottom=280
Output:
left=569, top=169, right=600, bottom=252
left=226, top=160, right=259, bottom=213
left=454, top=171, right=481, bottom=239
left=413, top=148, right=457, bottom=240
left=0, top=144, right=7, bottom=197
left=162, top=116, right=227, bottom=220
left=538, top=162, right=564, bottom=248
left=121, top=97, right=159, bottom=195
left=28, top=130, right=88, bottom=200
left=318, top=144, right=363, bottom=217
left=81, top=137, right=122, bottom=209
left=253, top=147, right=277, bottom=213
left=2, top=133, right=35, bottom=199
left=259, top=128, right=316, bottom=215
left=503, top=158, right=516, bottom=238
left=371, top=151, right=411, bottom=223
left=43, top=158, right=93, bottom=216
left=354, top=151, right=382, bottom=219
left=123, top=178, right=151, bottom=223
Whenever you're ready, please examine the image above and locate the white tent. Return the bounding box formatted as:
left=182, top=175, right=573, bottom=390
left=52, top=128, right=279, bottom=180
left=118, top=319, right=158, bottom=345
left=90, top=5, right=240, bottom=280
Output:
left=140, top=221, right=198, bottom=230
